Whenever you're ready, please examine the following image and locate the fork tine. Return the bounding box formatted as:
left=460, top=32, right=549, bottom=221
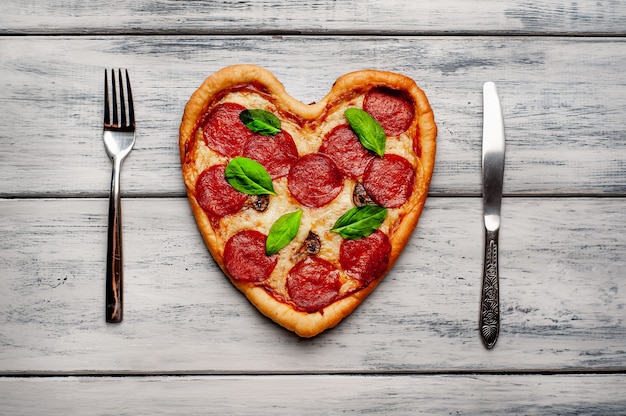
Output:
left=125, top=69, right=135, bottom=127
left=104, top=69, right=110, bottom=125
left=118, top=69, right=127, bottom=127
left=111, top=69, right=119, bottom=127
left=104, top=68, right=134, bottom=130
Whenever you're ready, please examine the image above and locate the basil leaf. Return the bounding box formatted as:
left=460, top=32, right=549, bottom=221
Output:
left=345, top=108, right=386, bottom=157
left=240, top=109, right=281, bottom=135
left=331, top=205, right=387, bottom=240
left=225, top=157, right=276, bottom=195
left=266, top=210, right=302, bottom=255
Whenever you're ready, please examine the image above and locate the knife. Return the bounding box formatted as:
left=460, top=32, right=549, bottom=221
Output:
left=479, top=81, right=505, bottom=349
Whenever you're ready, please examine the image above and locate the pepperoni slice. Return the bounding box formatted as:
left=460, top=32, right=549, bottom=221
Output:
left=340, top=230, right=391, bottom=286
left=363, top=154, right=415, bottom=208
left=288, top=153, right=344, bottom=208
left=286, top=257, right=341, bottom=313
left=319, top=124, right=375, bottom=178
left=195, top=164, right=248, bottom=217
left=224, top=230, right=278, bottom=283
left=202, top=102, right=254, bottom=157
left=363, top=87, right=414, bottom=137
left=243, top=130, right=299, bottom=179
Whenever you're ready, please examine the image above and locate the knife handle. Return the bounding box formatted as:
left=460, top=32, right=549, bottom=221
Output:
left=479, top=228, right=500, bottom=349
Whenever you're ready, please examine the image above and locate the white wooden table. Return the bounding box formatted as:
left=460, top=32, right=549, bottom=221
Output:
left=1, top=1, right=625, bottom=414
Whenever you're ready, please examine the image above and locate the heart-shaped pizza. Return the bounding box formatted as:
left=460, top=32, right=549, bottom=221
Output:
left=179, top=64, right=436, bottom=337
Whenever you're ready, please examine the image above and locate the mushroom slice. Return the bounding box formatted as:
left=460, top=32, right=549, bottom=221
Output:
left=247, top=194, right=270, bottom=212
left=352, top=182, right=375, bottom=207
left=301, top=231, right=321, bottom=255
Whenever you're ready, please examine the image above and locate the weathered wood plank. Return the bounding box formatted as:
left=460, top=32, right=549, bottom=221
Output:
left=0, top=36, right=625, bottom=197
left=1, top=197, right=624, bottom=374
left=1, top=374, right=626, bottom=415
left=2, top=0, right=625, bottom=35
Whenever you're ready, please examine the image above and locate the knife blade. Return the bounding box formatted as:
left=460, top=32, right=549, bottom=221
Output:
left=479, top=81, right=505, bottom=349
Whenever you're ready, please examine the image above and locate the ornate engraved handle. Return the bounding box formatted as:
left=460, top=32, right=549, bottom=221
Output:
left=479, top=228, right=499, bottom=348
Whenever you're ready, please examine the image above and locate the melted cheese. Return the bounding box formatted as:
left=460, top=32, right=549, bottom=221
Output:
left=189, top=89, right=420, bottom=304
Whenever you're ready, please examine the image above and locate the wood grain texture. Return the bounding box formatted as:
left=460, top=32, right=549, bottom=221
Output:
left=1, top=197, right=624, bottom=374
left=2, top=0, right=625, bottom=411
left=2, top=0, right=626, bottom=35
left=1, top=374, right=626, bottom=415
left=1, top=36, right=625, bottom=197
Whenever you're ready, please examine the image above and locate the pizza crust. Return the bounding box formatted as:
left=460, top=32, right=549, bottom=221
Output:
left=180, top=64, right=436, bottom=337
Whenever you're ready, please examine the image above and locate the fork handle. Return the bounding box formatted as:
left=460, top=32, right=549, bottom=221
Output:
left=106, top=157, right=124, bottom=322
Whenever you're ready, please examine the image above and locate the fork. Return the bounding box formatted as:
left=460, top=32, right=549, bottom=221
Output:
left=103, top=69, right=135, bottom=323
